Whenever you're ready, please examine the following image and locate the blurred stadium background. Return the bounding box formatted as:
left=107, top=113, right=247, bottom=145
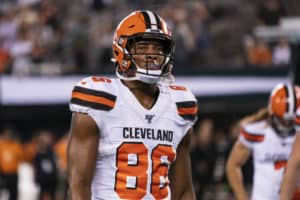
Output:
left=0, top=0, right=299, bottom=199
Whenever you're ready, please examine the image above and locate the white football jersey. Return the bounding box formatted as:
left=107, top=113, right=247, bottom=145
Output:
left=296, top=108, right=300, bottom=132
left=239, top=120, right=296, bottom=200
left=69, top=76, right=198, bottom=200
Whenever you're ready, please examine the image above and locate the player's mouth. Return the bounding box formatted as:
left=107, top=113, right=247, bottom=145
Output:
left=146, top=60, right=161, bottom=70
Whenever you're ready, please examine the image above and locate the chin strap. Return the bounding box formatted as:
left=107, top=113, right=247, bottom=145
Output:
left=271, top=116, right=295, bottom=137
left=116, top=67, right=174, bottom=84
left=115, top=57, right=174, bottom=84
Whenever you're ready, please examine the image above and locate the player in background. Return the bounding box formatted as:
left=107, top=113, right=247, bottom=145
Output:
left=280, top=86, right=300, bottom=200
left=67, top=10, right=197, bottom=200
left=226, top=82, right=299, bottom=200
left=0, top=125, right=23, bottom=200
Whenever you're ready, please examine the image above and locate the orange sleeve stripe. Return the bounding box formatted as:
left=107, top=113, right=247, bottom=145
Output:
left=72, top=92, right=115, bottom=107
left=177, top=107, right=198, bottom=115
left=295, top=115, right=300, bottom=124
left=241, top=130, right=265, bottom=142
left=169, top=85, right=187, bottom=91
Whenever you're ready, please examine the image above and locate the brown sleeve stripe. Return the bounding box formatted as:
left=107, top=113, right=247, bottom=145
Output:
left=176, top=101, right=196, bottom=108
left=241, top=129, right=265, bottom=142
left=71, top=86, right=116, bottom=111
left=179, top=114, right=197, bottom=121
left=73, top=86, right=116, bottom=101
left=176, top=101, right=198, bottom=121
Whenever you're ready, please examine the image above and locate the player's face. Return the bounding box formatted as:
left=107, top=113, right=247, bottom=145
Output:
left=130, top=40, right=165, bottom=70
left=273, top=115, right=295, bottom=134
left=277, top=117, right=294, bottom=127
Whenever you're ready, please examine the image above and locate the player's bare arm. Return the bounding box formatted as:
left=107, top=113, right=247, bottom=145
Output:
left=67, top=112, right=99, bottom=200
left=169, top=128, right=196, bottom=200
left=226, top=140, right=251, bottom=200
left=280, top=133, right=300, bottom=200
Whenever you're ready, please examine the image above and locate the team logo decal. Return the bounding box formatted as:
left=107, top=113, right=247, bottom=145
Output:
left=145, top=114, right=155, bottom=123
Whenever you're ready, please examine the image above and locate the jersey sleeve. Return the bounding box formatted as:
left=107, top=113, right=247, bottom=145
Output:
left=69, top=76, right=117, bottom=115
left=169, top=85, right=198, bottom=130
left=239, top=123, right=265, bottom=149
left=295, top=107, right=300, bottom=132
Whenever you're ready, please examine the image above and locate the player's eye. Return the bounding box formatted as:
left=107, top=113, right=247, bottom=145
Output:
left=136, top=45, right=147, bottom=51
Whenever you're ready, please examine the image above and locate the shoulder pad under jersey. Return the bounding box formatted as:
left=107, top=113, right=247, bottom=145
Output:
left=70, top=76, right=117, bottom=113
left=240, top=120, right=267, bottom=143
left=168, top=84, right=198, bottom=122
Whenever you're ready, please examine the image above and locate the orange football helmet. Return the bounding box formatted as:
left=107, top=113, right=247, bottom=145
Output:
left=269, top=82, right=299, bottom=135
left=112, top=10, right=175, bottom=84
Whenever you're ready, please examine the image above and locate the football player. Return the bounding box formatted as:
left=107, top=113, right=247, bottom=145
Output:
left=67, top=10, right=197, bottom=200
left=226, top=83, right=299, bottom=200
left=280, top=86, right=300, bottom=200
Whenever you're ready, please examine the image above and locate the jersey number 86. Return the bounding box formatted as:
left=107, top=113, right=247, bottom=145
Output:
left=115, top=142, right=176, bottom=199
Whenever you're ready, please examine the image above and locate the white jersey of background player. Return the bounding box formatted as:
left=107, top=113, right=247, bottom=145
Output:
left=280, top=86, right=300, bottom=200
left=226, top=83, right=300, bottom=200
left=67, top=10, right=197, bottom=200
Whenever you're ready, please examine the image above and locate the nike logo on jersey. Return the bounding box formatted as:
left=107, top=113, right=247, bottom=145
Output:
left=145, top=114, right=155, bottom=123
